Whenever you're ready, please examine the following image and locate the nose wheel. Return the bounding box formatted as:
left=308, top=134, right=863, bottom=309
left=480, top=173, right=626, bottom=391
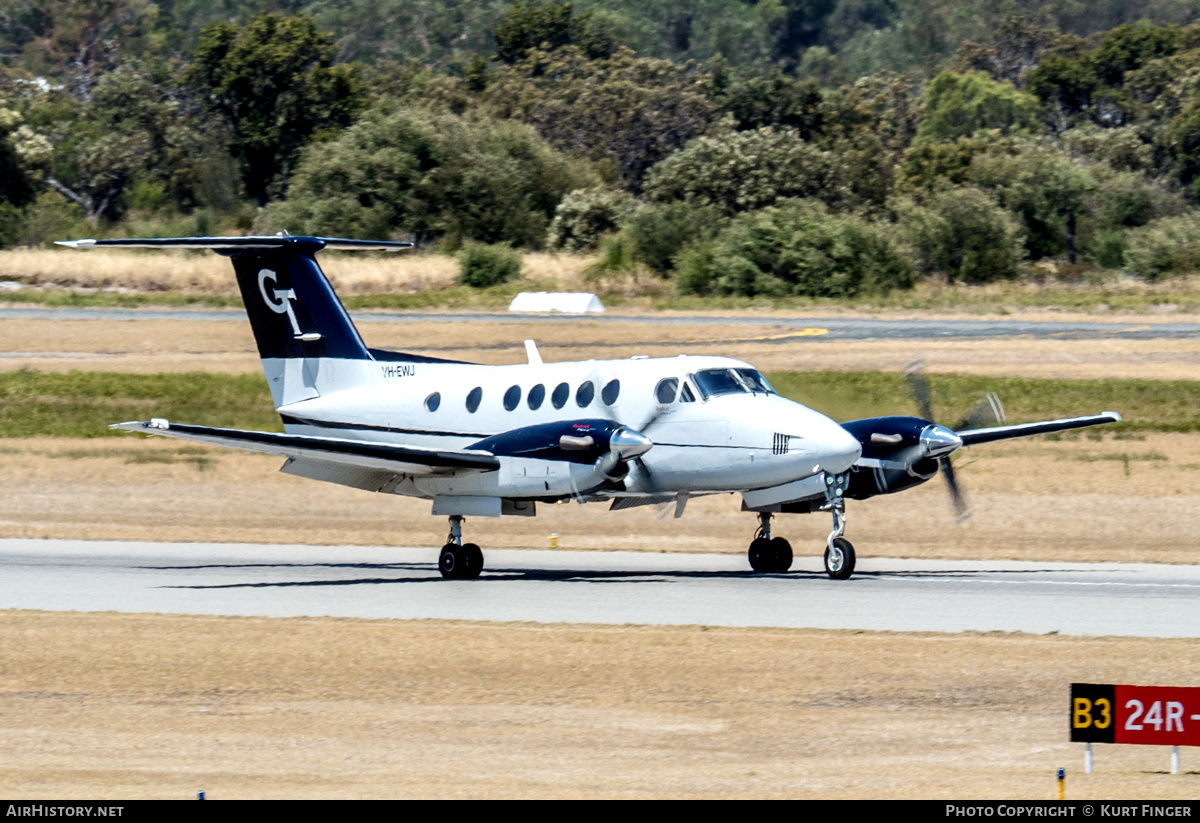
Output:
left=748, top=513, right=793, bottom=573
left=821, top=472, right=855, bottom=580
left=439, top=516, right=484, bottom=580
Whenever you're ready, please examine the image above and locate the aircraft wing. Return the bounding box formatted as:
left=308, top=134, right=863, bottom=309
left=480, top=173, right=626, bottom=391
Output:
left=956, top=412, right=1122, bottom=446
left=110, top=420, right=499, bottom=476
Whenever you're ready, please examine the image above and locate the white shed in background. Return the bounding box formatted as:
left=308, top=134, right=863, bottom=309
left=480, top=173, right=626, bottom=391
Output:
left=508, top=291, right=605, bottom=314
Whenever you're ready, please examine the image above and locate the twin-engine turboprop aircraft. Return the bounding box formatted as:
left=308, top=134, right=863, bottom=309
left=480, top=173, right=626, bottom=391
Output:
left=58, top=235, right=1121, bottom=580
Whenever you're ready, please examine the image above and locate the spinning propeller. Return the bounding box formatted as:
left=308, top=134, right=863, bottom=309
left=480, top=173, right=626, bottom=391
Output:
left=902, top=360, right=1005, bottom=522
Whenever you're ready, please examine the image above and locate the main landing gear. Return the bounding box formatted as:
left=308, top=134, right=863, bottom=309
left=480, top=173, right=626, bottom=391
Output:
left=439, top=515, right=484, bottom=580
left=746, top=472, right=857, bottom=580
left=747, top=512, right=793, bottom=573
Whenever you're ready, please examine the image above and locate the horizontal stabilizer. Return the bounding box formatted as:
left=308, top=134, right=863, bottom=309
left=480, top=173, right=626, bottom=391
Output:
left=958, top=412, right=1122, bottom=446
left=110, top=420, right=498, bottom=476
left=57, top=236, right=412, bottom=252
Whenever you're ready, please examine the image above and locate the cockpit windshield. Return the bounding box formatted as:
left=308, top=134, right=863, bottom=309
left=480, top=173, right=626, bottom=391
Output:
left=735, top=369, right=776, bottom=394
left=692, top=368, right=777, bottom=400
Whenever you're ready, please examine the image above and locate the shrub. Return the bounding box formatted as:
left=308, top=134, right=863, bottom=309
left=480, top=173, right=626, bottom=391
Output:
left=547, top=188, right=634, bottom=252
left=1125, top=213, right=1200, bottom=280
left=263, top=107, right=599, bottom=247
left=642, top=127, right=851, bottom=215
left=623, top=202, right=726, bottom=275
left=457, top=243, right=522, bottom=288
left=676, top=199, right=913, bottom=298
left=895, top=187, right=1025, bottom=284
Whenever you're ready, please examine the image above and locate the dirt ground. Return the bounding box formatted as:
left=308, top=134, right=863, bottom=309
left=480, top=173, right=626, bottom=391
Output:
left=4, top=315, right=1200, bottom=380
left=0, top=610, right=1196, bottom=800
left=1, top=432, right=1197, bottom=565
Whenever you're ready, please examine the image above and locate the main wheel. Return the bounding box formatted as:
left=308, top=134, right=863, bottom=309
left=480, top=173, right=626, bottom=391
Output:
left=748, top=537, right=773, bottom=573
left=824, top=537, right=856, bottom=580
left=439, top=544, right=464, bottom=579
left=769, top=537, right=793, bottom=573
left=461, top=542, right=484, bottom=580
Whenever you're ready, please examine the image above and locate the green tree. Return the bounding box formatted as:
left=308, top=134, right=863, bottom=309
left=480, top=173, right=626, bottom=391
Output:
left=968, top=142, right=1089, bottom=260
left=676, top=198, right=912, bottom=298
left=266, top=106, right=600, bottom=247
left=894, top=186, right=1025, bottom=283
left=643, top=127, right=851, bottom=214
left=484, top=45, right=712, bottom=191
left=187, top=13, right=367, bottom=206
left=547, top=187, right=634, bottom=252
left=493, top=1, right=614, bottom=63
left=917, top=71, right=1040, bottom=141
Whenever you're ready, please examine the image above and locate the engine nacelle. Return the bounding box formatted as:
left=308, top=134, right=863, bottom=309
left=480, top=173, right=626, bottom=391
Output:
left=467, top=419, right=624, bottom=463
left=840, top=415, right=944, bottom=501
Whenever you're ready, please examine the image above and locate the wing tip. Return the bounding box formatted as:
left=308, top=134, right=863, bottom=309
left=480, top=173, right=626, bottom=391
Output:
left=1102, top=411, right=1123, bottom=422
left=56, top=239, right=96, bottom=249
left=110, top=418, right=169, bottom=431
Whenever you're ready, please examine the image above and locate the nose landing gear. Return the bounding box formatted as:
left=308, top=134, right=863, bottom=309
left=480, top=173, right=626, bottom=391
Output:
left=821, top=473, right=856, bottom=580
left=439, top=515, right=484, bottom=580
left=747, top=512, right=793, bottom=573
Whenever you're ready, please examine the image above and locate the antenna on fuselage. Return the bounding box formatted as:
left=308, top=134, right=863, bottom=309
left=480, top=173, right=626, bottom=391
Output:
left=524, top=340, right=543, bottom=365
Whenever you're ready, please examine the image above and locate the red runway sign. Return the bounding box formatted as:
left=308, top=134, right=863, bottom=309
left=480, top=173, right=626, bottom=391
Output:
left=1071, top=683, right=1200, bottom=746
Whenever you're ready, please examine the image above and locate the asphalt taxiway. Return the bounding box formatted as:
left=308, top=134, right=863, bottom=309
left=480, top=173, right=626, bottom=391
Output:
left=3, top=307, right=1199, bottom=341
left=3, top=538, right=1198, bottom=638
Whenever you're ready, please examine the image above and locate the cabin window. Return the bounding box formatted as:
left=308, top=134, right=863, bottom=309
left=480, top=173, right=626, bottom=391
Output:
left=551, top=382, right=569, bottom=409
left=504, top=385, right=521, bottom=411
left=576, top=381, right=595, bottom=408
left=680, top=382, right=696, bottom=402
left=602, top=379, right=621, bottom=405
left=466, top=387, right=482, bottom=413
left=654, top=378, right=678, bottom=404
left=424, top=392, right=441, bottom=412
left=528, top=383, right=546, bottom=410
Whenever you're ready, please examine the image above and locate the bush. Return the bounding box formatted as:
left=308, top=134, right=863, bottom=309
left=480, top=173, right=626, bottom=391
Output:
left=623, top=202, right=726, bottom=275
left=1125, top=213, right=1200, bottom=280
left=547, top=188, right=634, bottom=252
left=676, top=199, right=913, bottom=298
left=895, top=187, right=1025, bottom=284
left=642, top=127, right=850, bottom=215
left=263, top=107, right=599, bottom=248
left=457, top=243, right=522, bottom=288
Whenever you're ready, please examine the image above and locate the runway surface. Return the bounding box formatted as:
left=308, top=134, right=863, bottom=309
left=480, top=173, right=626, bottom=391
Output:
left=3, top=307, right=1199, bottom=340
left=3, top=538, right=1199, bottom=638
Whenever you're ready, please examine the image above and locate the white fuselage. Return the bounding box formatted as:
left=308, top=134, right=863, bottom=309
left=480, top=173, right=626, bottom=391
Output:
left=268, top=353, right=862, bottom=502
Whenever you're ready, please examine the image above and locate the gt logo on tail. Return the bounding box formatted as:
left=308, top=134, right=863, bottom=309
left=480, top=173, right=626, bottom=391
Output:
left=259, top=269, right=320, bottom=341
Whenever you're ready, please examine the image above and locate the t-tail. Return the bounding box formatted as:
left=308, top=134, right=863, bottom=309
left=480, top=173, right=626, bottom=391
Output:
left=56, top=235, right=414, bottom=407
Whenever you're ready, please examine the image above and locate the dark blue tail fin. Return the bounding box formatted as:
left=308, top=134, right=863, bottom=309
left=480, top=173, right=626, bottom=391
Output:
left=225, top=240, right=372, bottom=361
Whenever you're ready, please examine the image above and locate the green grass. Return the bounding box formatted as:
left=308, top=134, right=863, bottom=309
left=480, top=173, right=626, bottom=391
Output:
left=766, top=371, right=1195, bottom=432
left=0, top=368, right=1195, bottom=438
left=0, top=370, right=280, bottom=437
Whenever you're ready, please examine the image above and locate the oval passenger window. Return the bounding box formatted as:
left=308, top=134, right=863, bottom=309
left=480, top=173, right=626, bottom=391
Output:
left=576, top=381, right=595, bottom=408
left=602, top=379, right=621, bottom=406
left=504, top=385, right=521, bottom=411
left=655, top=378, right=678, bottom=404
left=551, top=382, right=569, bottom=409
left=528, top=384, right=545, bottom=410
left=465, top=387, right=482, bottom=413
left=425, top=392, right=441, bottom=412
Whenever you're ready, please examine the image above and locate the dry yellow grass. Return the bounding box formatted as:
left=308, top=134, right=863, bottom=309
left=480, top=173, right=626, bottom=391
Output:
left=0, top=248, right=592, bottom=295
left=5, top=315, right=1200, bottom=380
left=2, top=433, right=1197, bottom=565
left=1, top=610, right=1197, bottom=799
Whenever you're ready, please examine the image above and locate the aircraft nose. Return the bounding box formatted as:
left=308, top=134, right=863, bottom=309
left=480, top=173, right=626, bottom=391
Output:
left=819, top=421, right=862, bottom=474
